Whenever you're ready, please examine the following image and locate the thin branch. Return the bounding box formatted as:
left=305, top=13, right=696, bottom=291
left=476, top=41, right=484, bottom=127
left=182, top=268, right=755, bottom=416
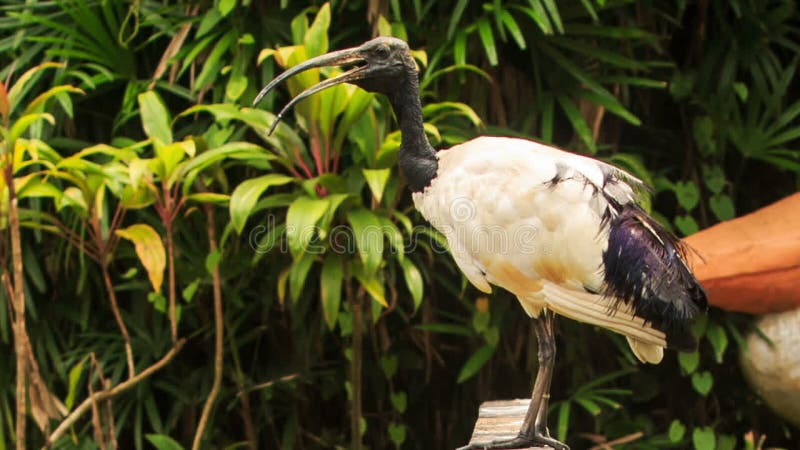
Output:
left=191, top=205, right=224, bottom=450
left=7, top=163, right=29, bottom=450
left=101, top=264, right=135, bottom=378
left=45, top=340, right=186, bottom=447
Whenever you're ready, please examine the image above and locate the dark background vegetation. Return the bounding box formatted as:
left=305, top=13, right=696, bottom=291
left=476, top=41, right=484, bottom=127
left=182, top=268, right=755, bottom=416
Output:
left=0, top=1, right=798, bottom=449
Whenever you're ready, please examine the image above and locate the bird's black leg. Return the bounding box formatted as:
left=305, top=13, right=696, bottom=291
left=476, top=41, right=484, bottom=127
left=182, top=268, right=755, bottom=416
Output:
left=457, top=310, right=568, bottom=450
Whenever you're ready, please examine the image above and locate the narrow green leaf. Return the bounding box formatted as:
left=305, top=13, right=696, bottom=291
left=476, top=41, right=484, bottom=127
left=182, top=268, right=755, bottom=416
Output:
left=477, top=17, right=498, bottom=66
left=415, top=323, right=473, bottom=336
left=320, top=254, right=344, bottom=329
left=556, top=401, right=571, bottom=441
left=145, top=434, right=184, bottom=450
left=400, top=258, right=423, bottom=312
left=116, top=224, right=166, bottom=293
left=556, top=95, right=595, bottom=153
left=447, top=0, right=470, bottom=39
left=457, top=344, right=494, bottom=383
left=289, top=252, right=315, bottom=303
left=65, top=356, right=88, bottom=410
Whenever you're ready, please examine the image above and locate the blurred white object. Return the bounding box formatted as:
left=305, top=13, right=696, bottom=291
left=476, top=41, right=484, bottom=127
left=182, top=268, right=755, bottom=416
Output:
left=740, top=308, right=800, bottom=427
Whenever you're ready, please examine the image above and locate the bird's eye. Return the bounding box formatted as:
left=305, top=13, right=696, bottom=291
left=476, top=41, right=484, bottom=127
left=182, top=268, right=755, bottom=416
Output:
left=374, top=46, right=390, bottom=59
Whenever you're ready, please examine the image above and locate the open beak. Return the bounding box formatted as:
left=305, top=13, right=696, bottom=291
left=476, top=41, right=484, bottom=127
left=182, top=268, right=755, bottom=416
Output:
left=253, top=46, right=368, bottom=135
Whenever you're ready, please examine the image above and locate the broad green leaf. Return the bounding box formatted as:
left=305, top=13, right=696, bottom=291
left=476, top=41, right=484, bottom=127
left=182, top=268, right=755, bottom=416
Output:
left=389, top=391, right=407, bottom=413
left=691, top=371, right=713, bottom=396
left=678, top=351, right=700, bottom=374
left=669, top=419, right=686, bottom=443
left=286, top=196, right=330, bottom=258
left=703, top=164, right=726, bottom=194
left=206, top=249, right=222, bottom=274
left=145, top=434, right=184, bottom=450
left=304, top=3, right=330, bottom=57
left=362, top=168, right=391, bottom=203
left=182, top=279, right=201, bottom=303
left=706, top=323, right=728, bottom=363
left=692, top=427, right=716, bottom=450
left=381, top=355, right=399, bottom=378
left=709, top=195, right=735, bottom=221
left=674, top=181, right=700, bottom=211
left=138, top=91, right=172, bottom=145
left=320, top=254, right=344, bottom=329
left=347, top=208, right=384, bottom=275
left=674, top=214, right=698, bottom=236
left=116, top=224, right=166, bottom=293
left=400, top=258, right=423, bottom=312
left=388, top=422, right=406, bottom=448
left=352, top=265, right=387, bottom=307
left=218, top=0, right=236, bottom=17
left=457, top=344, right=494, bottom=383
left=226, top=74, right=248, bottom=101
left=230, top=174, right=294, bottom=233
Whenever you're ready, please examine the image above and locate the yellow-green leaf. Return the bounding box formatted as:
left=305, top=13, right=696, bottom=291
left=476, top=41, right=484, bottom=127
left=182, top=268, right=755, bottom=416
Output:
left=400, top=258, right=423, bottom=312
left=138, top=91, right=172, bottom=145
left=347, top=208, right=383, bottom=275
left=286, top=196, right=330, bottom=258
left=116, top=224, right=166, bottom=293
left=229, top=174, right=294, bottom=233
left=362, top=168, right=391, bottom=204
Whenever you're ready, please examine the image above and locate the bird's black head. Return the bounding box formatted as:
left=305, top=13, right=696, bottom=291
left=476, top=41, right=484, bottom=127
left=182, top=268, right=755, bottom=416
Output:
left=253, top=37, right=417, bottom=134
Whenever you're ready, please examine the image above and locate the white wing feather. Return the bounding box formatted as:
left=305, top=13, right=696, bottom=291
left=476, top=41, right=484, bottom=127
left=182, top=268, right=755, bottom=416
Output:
left=413, top=136, right=665, bottom=363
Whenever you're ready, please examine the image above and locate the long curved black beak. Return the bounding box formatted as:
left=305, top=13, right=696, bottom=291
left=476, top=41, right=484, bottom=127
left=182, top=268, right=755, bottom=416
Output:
left=253, top=46, right=368, bottom=135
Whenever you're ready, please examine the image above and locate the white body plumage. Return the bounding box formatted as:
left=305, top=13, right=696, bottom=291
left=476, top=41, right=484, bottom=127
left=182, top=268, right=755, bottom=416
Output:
left=413, top=136, right=667, bottom=363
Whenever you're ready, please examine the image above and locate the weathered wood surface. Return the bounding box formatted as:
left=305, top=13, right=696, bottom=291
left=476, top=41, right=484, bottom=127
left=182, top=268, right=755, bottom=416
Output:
left=466, top=399, right=551, bottom=449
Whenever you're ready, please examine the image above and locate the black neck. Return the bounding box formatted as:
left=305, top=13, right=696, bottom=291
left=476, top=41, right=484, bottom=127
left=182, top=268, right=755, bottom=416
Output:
left=388, top=71, right=438, bottom=193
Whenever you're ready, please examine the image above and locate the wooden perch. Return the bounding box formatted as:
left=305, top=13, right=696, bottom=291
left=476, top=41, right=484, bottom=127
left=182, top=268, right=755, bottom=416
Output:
left=466, top=399, right=551, bottom=450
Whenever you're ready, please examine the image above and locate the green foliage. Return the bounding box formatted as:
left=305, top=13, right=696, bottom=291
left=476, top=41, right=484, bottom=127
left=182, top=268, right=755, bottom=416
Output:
left=0, top=0, right=797, bottom=449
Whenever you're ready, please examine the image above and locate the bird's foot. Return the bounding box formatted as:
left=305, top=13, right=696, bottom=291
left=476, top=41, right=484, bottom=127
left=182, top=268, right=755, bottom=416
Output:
left=456, top=433, right=569, bottom=450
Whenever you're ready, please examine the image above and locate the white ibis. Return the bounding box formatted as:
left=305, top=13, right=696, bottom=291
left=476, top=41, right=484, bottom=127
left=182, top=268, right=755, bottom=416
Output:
left=254, top=37, right=707, bottom=450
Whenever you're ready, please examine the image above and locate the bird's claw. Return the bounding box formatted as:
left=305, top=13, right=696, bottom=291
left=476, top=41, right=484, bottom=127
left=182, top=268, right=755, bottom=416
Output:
left=456, top=433, right=570, bottom=450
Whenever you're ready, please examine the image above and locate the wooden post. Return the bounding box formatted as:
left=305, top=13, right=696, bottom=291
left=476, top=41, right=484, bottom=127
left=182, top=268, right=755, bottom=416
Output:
left=466, top=399, right=551, bottom=450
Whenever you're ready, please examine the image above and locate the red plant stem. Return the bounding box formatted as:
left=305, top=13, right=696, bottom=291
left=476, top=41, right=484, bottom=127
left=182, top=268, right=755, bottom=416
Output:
left=165, top=222, right=177, bottom=343
left=290, top=143, right=314, bottom=179
left=309, top=128, right=324, bottom=176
